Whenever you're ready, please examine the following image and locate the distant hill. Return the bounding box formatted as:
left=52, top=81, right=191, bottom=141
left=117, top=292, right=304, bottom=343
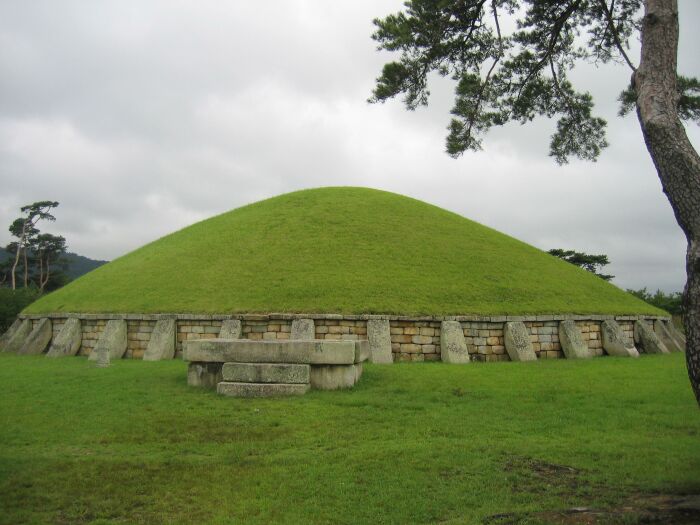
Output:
left=0, top=247, right=108, bottom=280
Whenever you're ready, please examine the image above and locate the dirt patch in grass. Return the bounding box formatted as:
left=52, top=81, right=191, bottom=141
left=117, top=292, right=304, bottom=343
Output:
left=484, top=494, right=700, bottom=524
left=503, top=455, right=586, bottom=496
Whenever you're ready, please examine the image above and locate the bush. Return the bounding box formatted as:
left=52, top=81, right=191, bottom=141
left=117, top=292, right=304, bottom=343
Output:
left=626, top=287, right=683, bottom=316
left=0, top=288, right=41, bottom=332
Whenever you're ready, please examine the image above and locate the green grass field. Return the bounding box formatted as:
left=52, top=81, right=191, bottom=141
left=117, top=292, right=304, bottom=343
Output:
left=25, top=187, right=662, bottom=316
left=1, top=353, right=697, bottom=524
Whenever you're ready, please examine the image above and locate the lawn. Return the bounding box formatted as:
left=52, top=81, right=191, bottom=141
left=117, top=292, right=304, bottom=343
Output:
left=25, top=187, right=662, bottom=316
left=0, top=353, right=698, bottom=524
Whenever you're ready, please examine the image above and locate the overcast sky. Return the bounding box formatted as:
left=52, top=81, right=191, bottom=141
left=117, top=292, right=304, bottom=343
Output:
left=1, top=1, right=698, bottom=293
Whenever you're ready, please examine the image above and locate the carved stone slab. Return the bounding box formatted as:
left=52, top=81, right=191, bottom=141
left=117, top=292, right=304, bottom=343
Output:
left=600, top=320, right=638, bottom=357
left=653, top=319, right=681, bottom=353
left=558, top=320, right=590, bottom=359
left=367, top=319, right=393, bottom=364
left=504, top=321, right=537, bottom=361
left=143, top=319, right=176, bottom=361
left=0, top=319, right=23, bottom=351
left=19, top=318, right=52, bottom=355
left=218, top=319, right=242, bottom=339
left=3, top=319, right=32, bottom=353
left=440, top=321, right=470, bottom=364
left=291, top=318, right=315, bottom=340
left=46, top=318, right=82, bottom=357
left=89, top=320, right=127, bottom=361
left=634, top=321, right=669, bottom=354
left=665, top=321, right=686, bottom=351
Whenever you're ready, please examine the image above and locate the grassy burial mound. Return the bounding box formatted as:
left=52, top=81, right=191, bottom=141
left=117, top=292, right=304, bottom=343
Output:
left=25, top=187, right=662, bottom=316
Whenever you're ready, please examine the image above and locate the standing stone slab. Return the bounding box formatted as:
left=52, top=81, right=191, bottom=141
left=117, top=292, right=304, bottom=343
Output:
left=217, top=382, right=310, bottom=398
left=222, top=362, right=310, bottom=384
left=291, top=318, right=315, bottom=340
left=654, top=319, right=682, bottom=353
left=46, top=318, right=82, bottom=358
left=309, top=364, right=358, bottom=390
left=666, top=321, right=686, bottom=350
left=94, top=343, right=110, bottom=368
left=218, top=319, right=242, bottom=339
left=18, top=318, right=52, bottom=355
left=143, top=318, right=176, bottom=361
left=634, top=321, right=669, bottom=354
left=367, top=319, right=392, bottom=364
left=88, top=320, right=127, bottom=361
left=3, top=319, right=32, bottom=353
left=187, top=362, right=223, bottom=389
left=558, top=320, right=591, bottom=359
left=440, top=321, right=470, bottom=364
left=504, top=322, right=537, bottom=362
left=0, top=319, right=23, bottom=351
left=601, top=320, right=639, bottom=357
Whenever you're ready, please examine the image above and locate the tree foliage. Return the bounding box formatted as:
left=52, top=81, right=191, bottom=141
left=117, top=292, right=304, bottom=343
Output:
left=547, top=248, right=613, bottom=280
left=0, top=287, right=40, bottom=332
left=4, top=201, right=65, bottom=291
left=627, top=287, right=683, bottom=315
left=369, top=0, right=699, bottom=163
left=370, top=1, right=700, bottom=405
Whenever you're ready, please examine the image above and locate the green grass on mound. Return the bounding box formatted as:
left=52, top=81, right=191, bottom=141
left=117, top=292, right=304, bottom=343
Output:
left=25, top=187, right=663, bottom=315
left=0, top=353, right=698, bottom=524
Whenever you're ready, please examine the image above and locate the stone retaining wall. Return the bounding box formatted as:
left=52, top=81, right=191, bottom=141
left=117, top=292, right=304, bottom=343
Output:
left=19, top=313, right=662, bottom=362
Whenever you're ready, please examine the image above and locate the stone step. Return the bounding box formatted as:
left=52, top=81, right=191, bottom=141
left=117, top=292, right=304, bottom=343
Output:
left=222, top=362, right=310, bottom=384
left=217, top=382, right=310, bottom=398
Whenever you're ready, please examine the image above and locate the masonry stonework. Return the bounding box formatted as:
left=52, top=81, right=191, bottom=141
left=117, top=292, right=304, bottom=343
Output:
left=22, top=313, right=666, bottom=362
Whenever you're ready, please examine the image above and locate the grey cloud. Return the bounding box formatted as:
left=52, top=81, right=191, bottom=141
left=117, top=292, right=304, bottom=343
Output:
left=0, top=0, right=697, bottom=294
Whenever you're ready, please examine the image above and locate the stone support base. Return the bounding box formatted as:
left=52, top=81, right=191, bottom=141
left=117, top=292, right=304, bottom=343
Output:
left=217, top=382, right=310, bottom=397
left=187, top=362, right=224, bottom=388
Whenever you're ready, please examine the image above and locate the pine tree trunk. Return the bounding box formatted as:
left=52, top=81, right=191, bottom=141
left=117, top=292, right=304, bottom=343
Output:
left=40, top=255, right=50, bottom=292
left=635, top=0, right=700, bottom=405
left=23, top=246, right=29, bottom=288
left=10, top=224, right=25, bottom=291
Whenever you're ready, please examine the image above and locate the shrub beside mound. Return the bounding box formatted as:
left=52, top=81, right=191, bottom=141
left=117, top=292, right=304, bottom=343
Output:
left=0, top=288, right=40, bottom=331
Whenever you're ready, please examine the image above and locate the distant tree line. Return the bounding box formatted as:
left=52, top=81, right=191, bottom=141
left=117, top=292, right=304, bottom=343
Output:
left=626, top=288, right=684, bottom=316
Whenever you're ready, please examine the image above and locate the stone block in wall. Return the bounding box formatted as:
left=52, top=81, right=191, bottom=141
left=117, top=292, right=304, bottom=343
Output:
left=46, top=318, right=82, bottom=358
left=504, top=322, right=537, bottom=362
left=0, top=319, right=23, bottom=351
left=440, top=321, right=470, bottom=364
